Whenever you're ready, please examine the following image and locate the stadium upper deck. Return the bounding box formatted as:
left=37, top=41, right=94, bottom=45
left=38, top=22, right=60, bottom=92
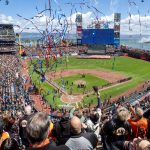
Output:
left=0, top=24, right=16, bottom=54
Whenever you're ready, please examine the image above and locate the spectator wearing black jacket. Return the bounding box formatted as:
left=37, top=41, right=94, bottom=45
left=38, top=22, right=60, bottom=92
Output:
left=19, top=105, right=32, bottom=147
left=144, top=108, right=150, bottom=120
left=0, top=138, right=20, bottom=150
left=52, top=114, right=71, bottom=145
left=102, top=107, right=132, bottom=150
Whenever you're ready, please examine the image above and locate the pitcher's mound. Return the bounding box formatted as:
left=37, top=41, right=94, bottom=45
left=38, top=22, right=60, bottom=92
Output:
left=74, top=80, right=86, bottom=85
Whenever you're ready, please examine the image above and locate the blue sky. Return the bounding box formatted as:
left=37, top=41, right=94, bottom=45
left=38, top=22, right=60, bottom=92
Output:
left=0, top=0, right=149, bottom=18
left=0, top=0, right=150, bottom=34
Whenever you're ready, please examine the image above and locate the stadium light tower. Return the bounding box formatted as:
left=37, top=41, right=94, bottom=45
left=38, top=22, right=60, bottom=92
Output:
left=114, top=13, right=121, bottom=48
left=76, top=14, right=82, bottom=46
left=16, top=33, right=22, bottom=55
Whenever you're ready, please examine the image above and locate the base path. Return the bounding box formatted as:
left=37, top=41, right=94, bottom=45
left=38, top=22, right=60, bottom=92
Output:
left=111, top=80, right=150, bottom=102
left=46, top=69, right=125, bottom=83
left=61, top=80, right=131, bottom=103
left=46, top=69, right=128, bottom=104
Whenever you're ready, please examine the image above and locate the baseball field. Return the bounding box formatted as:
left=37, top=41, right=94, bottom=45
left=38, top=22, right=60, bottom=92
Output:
left=29, top=56, right=150, bottom=108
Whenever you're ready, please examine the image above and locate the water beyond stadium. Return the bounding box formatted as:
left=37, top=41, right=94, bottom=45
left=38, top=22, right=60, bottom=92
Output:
left=20, top=33, right=150, bottom=51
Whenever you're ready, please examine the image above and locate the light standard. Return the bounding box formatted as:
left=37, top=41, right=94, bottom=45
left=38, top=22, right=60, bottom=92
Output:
left=16, top=33, right=22, bottom=55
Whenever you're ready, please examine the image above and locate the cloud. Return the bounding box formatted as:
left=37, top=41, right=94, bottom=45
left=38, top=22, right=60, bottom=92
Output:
left=139, top=37, right=150, bottom=43
left=1, top=12, right=150, bottom=35
left=0, top=12, right=113, bottom=34
left=0, top=13, right=39, bottom=33
left=121, top=14, right=150, bottom=35
left=66, top=11, right=93, bottom=33
left=0, top=14, right=13, bottom=24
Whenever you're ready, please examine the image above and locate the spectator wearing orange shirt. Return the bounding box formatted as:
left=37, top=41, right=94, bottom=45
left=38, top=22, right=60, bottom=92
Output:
left=0, top=118, right=9, bottom=147
left=128, top=107, right=148, bottom=139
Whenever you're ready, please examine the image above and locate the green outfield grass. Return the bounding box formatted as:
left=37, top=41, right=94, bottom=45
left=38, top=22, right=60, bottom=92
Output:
left=29, top=56, right=150, bottom=107
left=29, top=72, right=63, bottom=108
left=55, top=74, right=109, bottom=94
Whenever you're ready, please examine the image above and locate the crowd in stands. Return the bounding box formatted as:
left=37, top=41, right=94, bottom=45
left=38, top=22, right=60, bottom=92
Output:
left=120, top=46, right=150, bottom=61
left=0, top=55, right=150, bottom=150
left=0, top=55, right=33, bottom=114
left=0, top=92, right=149, bottom=150
left=0, top=46, right=15, bottom=53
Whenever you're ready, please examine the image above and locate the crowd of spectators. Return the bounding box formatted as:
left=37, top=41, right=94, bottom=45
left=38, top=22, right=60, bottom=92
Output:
left=0, top=55, right=33, bottom=114
left=120, top=46, right=150, bottom=61
left=0, top=54, right=150, bottom=150
left=0, top=93, right=149, bottom=150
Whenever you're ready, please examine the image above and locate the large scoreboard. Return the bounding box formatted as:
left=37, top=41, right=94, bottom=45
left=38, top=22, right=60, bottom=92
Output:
left=82, top=29, right=114, bottom=45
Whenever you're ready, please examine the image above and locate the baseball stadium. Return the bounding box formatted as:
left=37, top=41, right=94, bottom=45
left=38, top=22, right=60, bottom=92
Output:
left=0, top=0, right=150, bottom=150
